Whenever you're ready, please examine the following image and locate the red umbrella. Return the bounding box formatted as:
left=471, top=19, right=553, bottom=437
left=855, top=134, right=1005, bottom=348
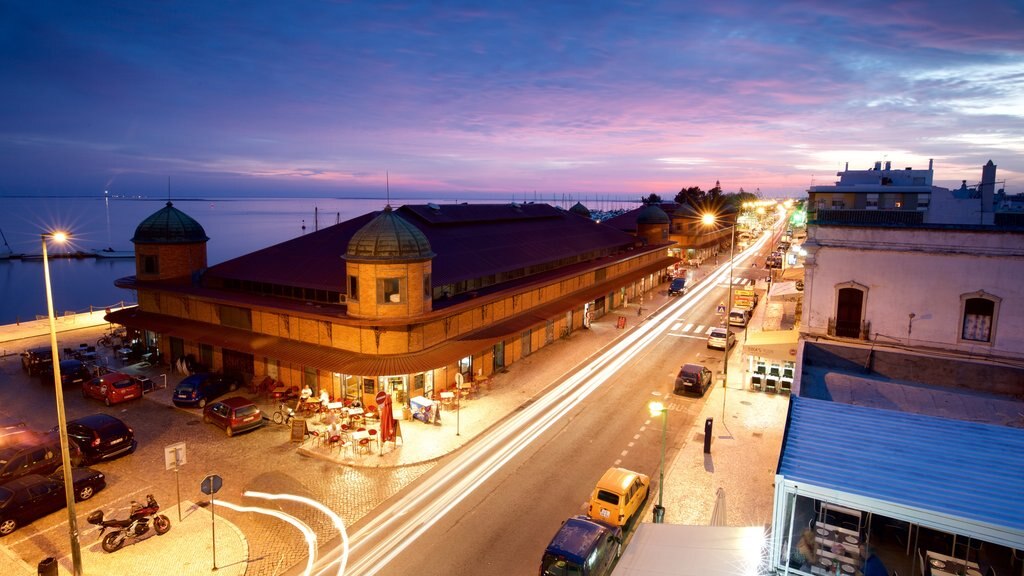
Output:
left=378, top=392, right=396, bottom=450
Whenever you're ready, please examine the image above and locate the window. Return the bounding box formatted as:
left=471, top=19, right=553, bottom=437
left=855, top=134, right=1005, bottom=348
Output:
left=865, top=194, right=878, bottom=209
left=348, top=275, right=358, bottom=301
left=961, top=295, right=997, bottom=343
left=379, top=278, right=402, bottom=304
left=219, top=305, right=252, bottom=330
left=831, top=199, right=845, bottom=209
left=423, top=273, right=431, bottom=298
left=143, top=255, right=159, bottom=274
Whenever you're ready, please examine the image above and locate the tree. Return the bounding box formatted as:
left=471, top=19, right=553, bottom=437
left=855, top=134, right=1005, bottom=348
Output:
left=674, top=186, right=704, bottom=206
left=641, top=193, right=662, bottom=205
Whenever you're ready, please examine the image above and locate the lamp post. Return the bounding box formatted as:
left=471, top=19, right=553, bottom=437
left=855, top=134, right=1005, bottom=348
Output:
left=649, top=400, right=667, bottom=523
left=42, top=231, right=83, bottom=576
left=702, top=213, right=736, bottom=419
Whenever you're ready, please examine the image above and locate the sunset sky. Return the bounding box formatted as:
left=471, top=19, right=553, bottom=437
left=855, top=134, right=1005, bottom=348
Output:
left=2, top=1, right=1022, bottom=199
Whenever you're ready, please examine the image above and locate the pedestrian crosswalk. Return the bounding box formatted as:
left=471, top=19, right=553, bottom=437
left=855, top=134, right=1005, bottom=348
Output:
left=669, top=322, right=719, bottom=336
left=719, top=277, right=753, bottom=287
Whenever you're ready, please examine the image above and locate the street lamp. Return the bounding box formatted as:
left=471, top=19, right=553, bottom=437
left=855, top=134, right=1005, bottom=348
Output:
left=648, top=400, right=667, bottom=523
left=42, top=231, right=83, bottom=576
left=701, top=213, right=736, bottom=419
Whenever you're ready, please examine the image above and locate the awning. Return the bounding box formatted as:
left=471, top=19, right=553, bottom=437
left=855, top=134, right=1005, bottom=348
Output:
left=742, top=329, right=800, bottom=361
left=768, top=281, right=802, bottom=300
left=612, top=525, right=766, bottom=576
left=777, top=396, right=1024, bottom=549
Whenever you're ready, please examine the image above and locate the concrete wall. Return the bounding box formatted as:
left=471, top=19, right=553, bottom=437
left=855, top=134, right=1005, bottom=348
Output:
left=802, top=225, right=1024, bottom=360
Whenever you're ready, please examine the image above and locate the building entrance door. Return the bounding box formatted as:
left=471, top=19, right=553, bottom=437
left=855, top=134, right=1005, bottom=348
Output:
left=835, top=288, right=864, bottom=338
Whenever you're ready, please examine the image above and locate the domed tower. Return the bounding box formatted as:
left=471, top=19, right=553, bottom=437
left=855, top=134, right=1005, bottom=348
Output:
left=569, top=201, right=591, bottom=219
left=131, top=202, right=209, bottom=284
left=343, top=206, right=435, bottom=319
left=635, top=203, right=670, bottom=245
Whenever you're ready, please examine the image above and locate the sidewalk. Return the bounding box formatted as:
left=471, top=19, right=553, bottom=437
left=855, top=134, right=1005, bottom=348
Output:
left=0, top=500, right=247, bottom=576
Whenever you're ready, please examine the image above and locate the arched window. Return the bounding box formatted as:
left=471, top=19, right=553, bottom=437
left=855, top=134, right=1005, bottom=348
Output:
left=959, top=291, right=1000, bottom=344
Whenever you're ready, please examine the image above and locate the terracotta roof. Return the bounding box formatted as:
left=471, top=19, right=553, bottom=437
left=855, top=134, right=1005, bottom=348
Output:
left=204, top=203, right=639, bottom=293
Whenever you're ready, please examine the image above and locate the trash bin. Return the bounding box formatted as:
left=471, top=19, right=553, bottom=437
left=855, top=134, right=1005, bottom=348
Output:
left=37, top=557, right=57, bottom=576
left=703, top=417, right=713, bottom=453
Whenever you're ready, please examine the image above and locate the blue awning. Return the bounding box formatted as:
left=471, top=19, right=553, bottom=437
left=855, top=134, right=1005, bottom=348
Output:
left=778, top=396, right=1024, bottom=548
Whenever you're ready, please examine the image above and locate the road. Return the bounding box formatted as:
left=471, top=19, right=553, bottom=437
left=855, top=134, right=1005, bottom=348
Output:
left=321, top=239, right=770, bottom=576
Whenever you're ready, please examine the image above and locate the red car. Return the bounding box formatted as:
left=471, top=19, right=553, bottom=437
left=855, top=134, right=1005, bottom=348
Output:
left=81, top=372, right=144, bottom=406
left=202, top=397, right=265, bottom=437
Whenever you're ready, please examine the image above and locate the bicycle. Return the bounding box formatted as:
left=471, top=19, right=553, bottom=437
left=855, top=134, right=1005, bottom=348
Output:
left=272, top=403, right=296, bottom=425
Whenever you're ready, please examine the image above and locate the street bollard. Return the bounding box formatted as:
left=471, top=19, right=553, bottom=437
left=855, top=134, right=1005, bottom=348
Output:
left=703, top=417, right=713, bottom=453
left=37, top=557, right=57, bottom=576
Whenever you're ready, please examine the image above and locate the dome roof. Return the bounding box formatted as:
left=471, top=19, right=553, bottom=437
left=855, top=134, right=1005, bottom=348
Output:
left=131, top=202, right=209, bottom=244
left=636, top=203, right=670, bottom=225
left=345, top=206, right=434, bottom=261
left=569, top=202, right=591, bottom=218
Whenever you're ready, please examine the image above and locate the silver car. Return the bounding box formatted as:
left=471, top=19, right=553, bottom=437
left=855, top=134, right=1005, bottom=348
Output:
left=707, top=326, right=735, bottom=350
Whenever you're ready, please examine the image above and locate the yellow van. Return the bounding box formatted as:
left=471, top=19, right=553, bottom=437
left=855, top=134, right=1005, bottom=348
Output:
left=587, top=467, right=650, bottom=527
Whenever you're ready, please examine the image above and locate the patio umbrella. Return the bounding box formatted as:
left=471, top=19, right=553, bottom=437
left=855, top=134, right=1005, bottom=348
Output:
left=710, top=487, right=728, bottom=526
left=378, top=392, right=396, bottom=451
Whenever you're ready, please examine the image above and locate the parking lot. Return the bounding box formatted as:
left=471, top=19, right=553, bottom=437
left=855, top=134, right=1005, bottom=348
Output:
left=0, top=326, right=434, bottom=575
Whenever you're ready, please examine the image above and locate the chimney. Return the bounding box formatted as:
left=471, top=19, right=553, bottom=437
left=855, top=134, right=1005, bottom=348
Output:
left=980, top=160, right=997, bottom=223
left=884, top=161, right=891, bottom=171
left=874, top=161, right=882, bottom=171
left=928, top=158, right=933, bottom=170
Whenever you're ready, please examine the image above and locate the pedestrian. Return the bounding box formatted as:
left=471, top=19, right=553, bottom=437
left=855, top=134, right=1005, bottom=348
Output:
left=637, top=305, right=643, bottom=317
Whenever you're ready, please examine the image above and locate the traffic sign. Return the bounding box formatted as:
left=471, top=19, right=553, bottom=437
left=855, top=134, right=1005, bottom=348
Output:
left=716, top=303, right=726, bottom=314
left=200, top=474, right=223, bottom=495
left=164, top=442, right=186, bottom=471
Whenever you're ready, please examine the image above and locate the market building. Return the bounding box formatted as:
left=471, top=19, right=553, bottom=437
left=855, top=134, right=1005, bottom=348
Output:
left=107, top=201, right=676, bottom=408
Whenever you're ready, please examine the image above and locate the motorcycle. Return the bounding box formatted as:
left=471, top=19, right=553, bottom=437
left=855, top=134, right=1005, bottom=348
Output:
left=87, top=494, right=171, bottom=552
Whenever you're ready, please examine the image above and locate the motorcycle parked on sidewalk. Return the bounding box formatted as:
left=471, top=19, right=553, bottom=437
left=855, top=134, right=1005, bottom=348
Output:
left=87, top=494, right=171, bottom=552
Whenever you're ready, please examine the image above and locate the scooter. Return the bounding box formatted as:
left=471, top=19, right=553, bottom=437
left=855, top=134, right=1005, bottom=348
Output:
left=87, top=494, right=171, bottom=552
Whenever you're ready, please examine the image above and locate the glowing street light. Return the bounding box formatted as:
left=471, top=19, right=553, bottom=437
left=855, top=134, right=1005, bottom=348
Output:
left=702, top=213, right=736, bottom=419
left=42, top=230, right=83, bottom=576
left=649, top=400, right=667, bottom=523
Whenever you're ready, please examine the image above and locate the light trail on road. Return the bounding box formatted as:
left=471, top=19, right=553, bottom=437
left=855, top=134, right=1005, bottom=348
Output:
left=316, top=234, right=772, bottom=576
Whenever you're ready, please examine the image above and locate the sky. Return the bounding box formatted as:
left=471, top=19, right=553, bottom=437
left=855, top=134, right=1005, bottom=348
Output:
left=1, top=1, right=1022, bottom=200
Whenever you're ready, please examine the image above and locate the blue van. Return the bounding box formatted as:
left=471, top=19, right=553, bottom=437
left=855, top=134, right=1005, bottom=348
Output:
left=540, top=515, right=622, bottom=575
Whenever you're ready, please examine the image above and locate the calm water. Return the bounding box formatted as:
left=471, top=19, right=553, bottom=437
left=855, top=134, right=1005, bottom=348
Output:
left=0, top=196, right=401, bottom=325
left=0, top=195, right=638, bottom=325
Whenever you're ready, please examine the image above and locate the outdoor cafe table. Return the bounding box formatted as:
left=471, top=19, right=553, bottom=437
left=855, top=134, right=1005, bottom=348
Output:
left=810, top=554, right=858, bottom=576
left=814, top=522, right=861, bottom=568
left=926, top=551, right=981, bottom=576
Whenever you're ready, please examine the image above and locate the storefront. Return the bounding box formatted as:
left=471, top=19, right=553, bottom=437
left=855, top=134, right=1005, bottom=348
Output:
left=742, top=329, right=799, bottom=392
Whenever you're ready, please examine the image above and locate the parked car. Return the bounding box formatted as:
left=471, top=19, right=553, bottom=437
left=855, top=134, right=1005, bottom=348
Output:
left=45, top=359, right=92, bottom=388
left=173, top=373, right=238, bottom=408
left=540, top=515, right=621, bottom=576
left=203, top=397, right=265, bottom=437
left=0, top=431, right=75, bottom=484
left=728, top=308, right=751, bottom=327
left=587, top=467, right=650, bottom=527
left=58, top=414, right=136, bottom=465
left=20, top=347, right=52, bottom=377
left=81, top=371, right=145, bottom=406
left=674, top=363, right=713, bottom=396
left=667, top=278, right=687, bottom=296
left=0, top=467, right=106, bottom=536
left=707, top=326, right=736, bottom=350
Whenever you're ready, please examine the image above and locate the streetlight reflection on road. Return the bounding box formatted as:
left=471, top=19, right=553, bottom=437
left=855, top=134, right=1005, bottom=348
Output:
left=648, top=400, right=667, bottom=523
left=42, top=230, right=84, bottom=576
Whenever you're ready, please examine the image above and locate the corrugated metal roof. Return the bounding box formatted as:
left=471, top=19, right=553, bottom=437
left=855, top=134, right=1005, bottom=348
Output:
left=779, top=396, right=1024, bottom=543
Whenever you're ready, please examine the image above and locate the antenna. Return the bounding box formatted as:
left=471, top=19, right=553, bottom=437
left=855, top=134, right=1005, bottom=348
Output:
left=386, top=171, right=390, bottom=207
left=167, top=176, right=171, bottom=202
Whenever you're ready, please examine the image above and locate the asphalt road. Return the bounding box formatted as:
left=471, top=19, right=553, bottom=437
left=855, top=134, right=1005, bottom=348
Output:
left=331, top=252, right=765, bottom=576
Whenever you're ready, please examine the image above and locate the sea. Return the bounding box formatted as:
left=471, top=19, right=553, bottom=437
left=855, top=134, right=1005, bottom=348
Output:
left=0, top=194, right=637, bottom=326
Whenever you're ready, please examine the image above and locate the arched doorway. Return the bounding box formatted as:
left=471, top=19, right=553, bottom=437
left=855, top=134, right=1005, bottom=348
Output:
left=835, top=287, right=864, bottom=338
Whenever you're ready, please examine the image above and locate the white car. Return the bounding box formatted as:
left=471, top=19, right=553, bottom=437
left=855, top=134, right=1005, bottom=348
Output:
left=707, top=326, right=736, bottom=350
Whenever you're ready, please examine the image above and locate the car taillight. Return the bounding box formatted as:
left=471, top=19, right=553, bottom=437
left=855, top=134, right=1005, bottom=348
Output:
left=91, top=432, right=101, bottom=447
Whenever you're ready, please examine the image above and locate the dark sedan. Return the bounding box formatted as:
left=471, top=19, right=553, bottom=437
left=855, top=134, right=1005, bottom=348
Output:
left=0, top=467, right=106, bottom=536
left=42, top=359, right=92, bottom=388
left=58, top=414, right=137, bottom=465
left=173, top=373, right=238, bottom=408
